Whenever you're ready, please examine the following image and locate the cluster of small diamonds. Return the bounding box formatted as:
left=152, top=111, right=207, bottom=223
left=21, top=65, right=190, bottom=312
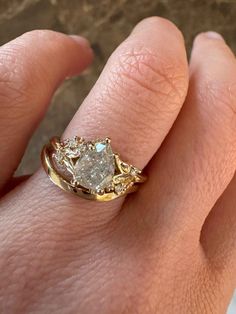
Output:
left=113, top=163, right=140, bottom=195
left=54, top=136, right=85, bottom=164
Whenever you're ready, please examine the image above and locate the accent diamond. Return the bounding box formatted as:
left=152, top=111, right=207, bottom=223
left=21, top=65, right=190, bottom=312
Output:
left=64, top=137, right=85, bottom=158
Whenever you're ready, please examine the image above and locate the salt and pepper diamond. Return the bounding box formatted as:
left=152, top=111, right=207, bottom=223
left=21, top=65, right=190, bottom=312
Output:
left=54, top=137, right=117, bottom=193
left=74, top=140, right=115, bottom=192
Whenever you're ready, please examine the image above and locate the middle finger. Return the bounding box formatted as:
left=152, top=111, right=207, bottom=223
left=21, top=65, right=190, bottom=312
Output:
left=135, top=32, right=236, bottom=243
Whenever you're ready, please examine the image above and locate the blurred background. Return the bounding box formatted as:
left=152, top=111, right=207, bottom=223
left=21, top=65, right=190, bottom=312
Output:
left=0, top=0, right=236, bottom=312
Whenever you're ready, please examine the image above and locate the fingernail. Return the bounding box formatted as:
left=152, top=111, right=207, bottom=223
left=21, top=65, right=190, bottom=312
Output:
left=204, top=31, right=224, bottom=40
left=69, top=35, right=92, bottom=50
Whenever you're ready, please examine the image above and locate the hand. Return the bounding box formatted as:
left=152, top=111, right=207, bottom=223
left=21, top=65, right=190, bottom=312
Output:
left=0, top=17, right=236, bottom=314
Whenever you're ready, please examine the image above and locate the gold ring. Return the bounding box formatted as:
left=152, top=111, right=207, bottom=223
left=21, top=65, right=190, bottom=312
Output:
left=41, top=136, right=146, bottom=201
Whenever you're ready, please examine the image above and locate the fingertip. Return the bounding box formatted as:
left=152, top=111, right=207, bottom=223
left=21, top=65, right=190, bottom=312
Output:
left=193, top=31, right=225, bottom=47
left=68, top=35, right=94, bottom=68
left=191, top=30, right=235, bottom=63
left=69, top=35, right=93, bottom=55
left=131, top=16, right=184, bottom=43
left=69, top=35, right=90, bottom=47
left=203, top=31, right=224, bottom=40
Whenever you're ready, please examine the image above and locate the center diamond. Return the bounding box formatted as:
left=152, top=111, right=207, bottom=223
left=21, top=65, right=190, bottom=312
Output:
left=74, top=141, right=115, bottom=191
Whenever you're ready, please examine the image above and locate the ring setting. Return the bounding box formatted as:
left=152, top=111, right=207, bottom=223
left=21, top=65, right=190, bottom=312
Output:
left=41, top=136, right=146, bottom=201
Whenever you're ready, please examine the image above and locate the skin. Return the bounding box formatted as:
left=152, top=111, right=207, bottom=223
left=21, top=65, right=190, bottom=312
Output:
left=0, top=16, right=235, bottom=313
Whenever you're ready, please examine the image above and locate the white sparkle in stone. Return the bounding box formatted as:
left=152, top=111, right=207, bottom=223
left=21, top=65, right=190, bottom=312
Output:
left=74, top=141, right=115, bottom=191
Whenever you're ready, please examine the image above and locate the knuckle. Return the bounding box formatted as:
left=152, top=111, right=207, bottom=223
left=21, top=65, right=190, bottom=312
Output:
left=0, top=31, right=53, bottom=114
left=218, top=83, right=236, bottom=117
left=0, top=52, right=30, bottom=112
left=112, top=42, right=187, bottom=110
left=204, top=79, right=236, bottom=120
left=197, top=264, right=227, bottom=314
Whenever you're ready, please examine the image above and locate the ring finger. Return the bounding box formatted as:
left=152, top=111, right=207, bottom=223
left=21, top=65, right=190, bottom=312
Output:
left=3, top=17, right=189, bottom=223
